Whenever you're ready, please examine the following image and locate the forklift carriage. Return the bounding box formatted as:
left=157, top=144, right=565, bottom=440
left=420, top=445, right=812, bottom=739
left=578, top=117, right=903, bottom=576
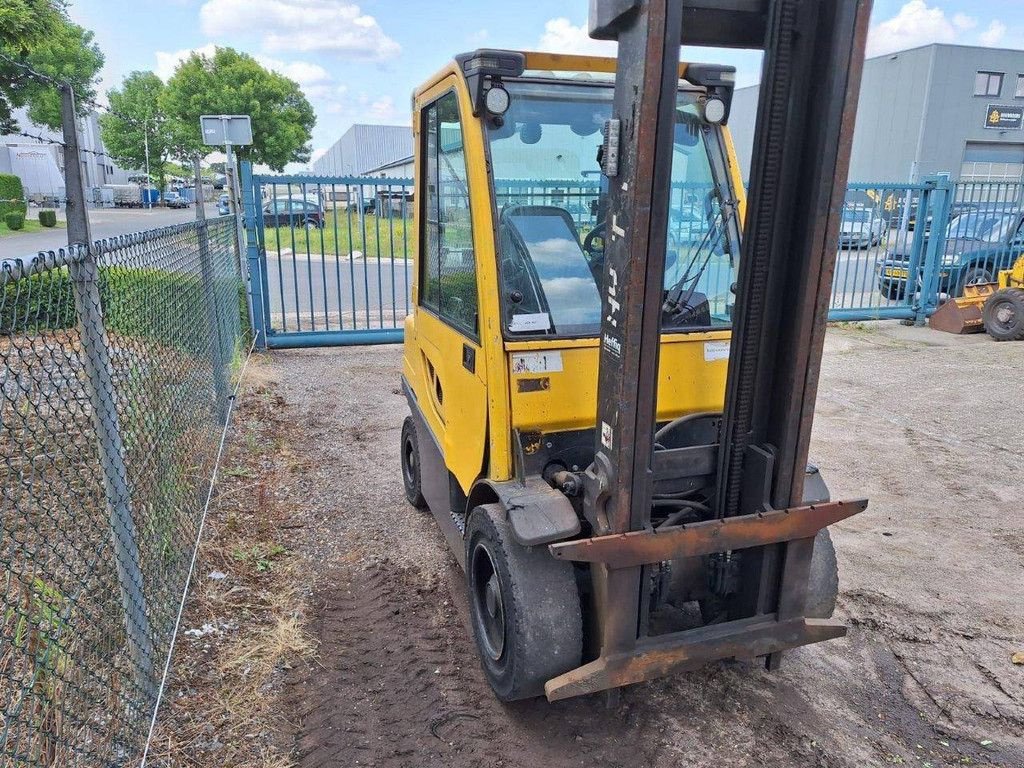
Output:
left=400, top=0, right=872, bottom=702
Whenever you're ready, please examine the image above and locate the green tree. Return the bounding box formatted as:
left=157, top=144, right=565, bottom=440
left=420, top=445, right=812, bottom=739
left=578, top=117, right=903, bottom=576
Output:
left=0, top=1, right=103, bottom=132
left=161, top=47, right=315, bottom=171
left=99, top=72, right=172, bottom=192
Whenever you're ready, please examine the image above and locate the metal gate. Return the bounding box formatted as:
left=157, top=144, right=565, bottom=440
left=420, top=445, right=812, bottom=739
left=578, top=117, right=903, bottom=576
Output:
left=241, top=162, right=413, bottom=348
left=828, top=177, right=952, bottom=322
left=241, top=165, right=1020, bottom=348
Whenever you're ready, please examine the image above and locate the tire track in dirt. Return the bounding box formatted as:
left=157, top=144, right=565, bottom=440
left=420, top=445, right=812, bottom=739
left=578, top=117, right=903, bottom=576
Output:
left=285, top=562, right=664, bottom=768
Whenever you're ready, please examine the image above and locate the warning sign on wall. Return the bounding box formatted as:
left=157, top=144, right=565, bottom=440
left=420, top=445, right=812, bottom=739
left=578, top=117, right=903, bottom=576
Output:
left=985, top=104, right=1023, bottom=130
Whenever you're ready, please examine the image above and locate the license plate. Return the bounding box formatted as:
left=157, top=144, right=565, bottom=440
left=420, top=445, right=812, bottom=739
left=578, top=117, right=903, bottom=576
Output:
left=883, top=267, right=908, bottom=279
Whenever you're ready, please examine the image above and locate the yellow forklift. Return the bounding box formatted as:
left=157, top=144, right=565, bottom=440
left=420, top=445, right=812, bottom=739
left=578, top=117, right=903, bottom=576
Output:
left=401, top=0, right=872, bottom=701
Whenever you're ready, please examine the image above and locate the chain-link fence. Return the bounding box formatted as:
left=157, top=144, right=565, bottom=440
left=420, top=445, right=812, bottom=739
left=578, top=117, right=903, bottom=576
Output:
left=1, top=217, right=243, bottom=766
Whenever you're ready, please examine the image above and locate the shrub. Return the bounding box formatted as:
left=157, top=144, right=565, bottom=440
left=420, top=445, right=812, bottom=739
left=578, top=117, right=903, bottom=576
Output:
left=38, top=210, right=57, bottom=228
left=0, top=173, right=26, bottom=219
left=4, top=211, right=25, bottom=230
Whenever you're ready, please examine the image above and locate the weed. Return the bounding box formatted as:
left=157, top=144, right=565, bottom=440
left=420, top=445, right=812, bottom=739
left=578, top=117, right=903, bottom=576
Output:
left=232, top=543, right=288, bottom=573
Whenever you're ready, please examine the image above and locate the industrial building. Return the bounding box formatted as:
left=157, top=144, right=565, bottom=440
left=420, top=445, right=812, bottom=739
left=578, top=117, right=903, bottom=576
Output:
left=729, top=43, right=1024, bottom=183
left=309, top=123, right=412, bottom=177
left=0, top=108, right=131, bottom=203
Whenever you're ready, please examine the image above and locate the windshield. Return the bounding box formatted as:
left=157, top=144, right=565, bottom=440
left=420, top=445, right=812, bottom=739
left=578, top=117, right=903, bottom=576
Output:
left=947, top=212, right=1015, bottom=242
left=486, top=80, right=738, bottom=338
left=843, top=209, right=872, bottom=222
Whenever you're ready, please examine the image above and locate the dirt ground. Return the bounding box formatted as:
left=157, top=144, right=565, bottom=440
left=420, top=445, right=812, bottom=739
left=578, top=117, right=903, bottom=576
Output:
left=165, top=322, right=1024, bottom=768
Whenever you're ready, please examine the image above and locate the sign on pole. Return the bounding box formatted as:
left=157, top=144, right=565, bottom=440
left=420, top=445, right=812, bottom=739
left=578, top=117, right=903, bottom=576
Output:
left=200, top=114, right=254, bottom=146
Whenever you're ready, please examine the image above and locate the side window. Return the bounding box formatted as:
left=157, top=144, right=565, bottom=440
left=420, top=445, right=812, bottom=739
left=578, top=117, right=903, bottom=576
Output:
left=420, top=90, right=478, bottom=337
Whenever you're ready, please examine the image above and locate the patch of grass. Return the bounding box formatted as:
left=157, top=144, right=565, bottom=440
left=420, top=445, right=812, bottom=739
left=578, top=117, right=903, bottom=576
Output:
left=232, top=542, right=287, bottom=573
left=0, top=217, right=64, bottom=237
left=263, top=210, right=414, bottom=260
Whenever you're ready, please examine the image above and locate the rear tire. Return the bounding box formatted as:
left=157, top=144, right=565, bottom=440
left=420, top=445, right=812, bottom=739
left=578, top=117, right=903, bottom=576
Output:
left=466, top=505, right=582, bottom=701
left=400, top=417, right=427, bottom=508
left=983, top=287, right=1024, bottom=341
left=806, top=529, right=839, bottom=619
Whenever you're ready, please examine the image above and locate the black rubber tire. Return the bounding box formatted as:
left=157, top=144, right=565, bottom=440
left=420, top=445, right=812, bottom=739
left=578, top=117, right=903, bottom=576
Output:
left=955, top=265, right=994, bottom=297
left=465, top=504, right=582, bottom=701
left=806, top=528, right=840, bottom=619
left=983, top=288, right=1024, bottom=342
left=400, top=417, right=427, bottom=508
left=881, top=283, right=905, bottom=301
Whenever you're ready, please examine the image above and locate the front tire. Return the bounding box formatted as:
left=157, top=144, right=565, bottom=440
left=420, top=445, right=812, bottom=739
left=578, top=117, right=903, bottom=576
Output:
left=983, top=287, right=1024, bottom=341
left=955, top=265, right=994, bottom=297
left=466, top=505, right=582, bottom=701
left=806, top=529, right=839, bottom=619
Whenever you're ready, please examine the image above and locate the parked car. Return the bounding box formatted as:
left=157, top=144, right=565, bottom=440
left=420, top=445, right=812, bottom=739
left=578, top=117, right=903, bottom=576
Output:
left=838, top=206, right=885, bottom=249
left=262, top=198, right=325, bottom=229
left=164, top=191, right=189, bottom=209
left=903, top=200, right=978, bottom=234
left=877, top=209, right=1024, bottom=299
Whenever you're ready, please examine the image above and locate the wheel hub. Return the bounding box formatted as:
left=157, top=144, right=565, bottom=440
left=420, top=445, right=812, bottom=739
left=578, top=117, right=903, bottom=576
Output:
left=995, top=302, right=1016, bottom=327
left=471, top=545, right=505, bottom=661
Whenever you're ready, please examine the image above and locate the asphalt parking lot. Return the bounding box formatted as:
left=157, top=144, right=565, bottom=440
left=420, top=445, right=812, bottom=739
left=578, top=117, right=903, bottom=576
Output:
left=0, top=203, right=221, bottom=261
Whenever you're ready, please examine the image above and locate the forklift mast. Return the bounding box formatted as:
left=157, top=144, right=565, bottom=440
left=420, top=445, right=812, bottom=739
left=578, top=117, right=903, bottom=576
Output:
left=544, top=0, right=872, bottom=699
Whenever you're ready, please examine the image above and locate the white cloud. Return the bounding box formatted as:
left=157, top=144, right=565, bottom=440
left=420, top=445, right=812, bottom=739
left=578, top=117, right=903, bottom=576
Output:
left=979, top=20, right=1007, bottom=47
left=952, top=13, right=977, bottom=32
left=538, top=18, right=615, bottom=57
left=253, top=55, right=330, bottom=87
left=199, top=0, right=400, bottom=60
left=154, top=43, right=218, bottom=81
left=867, top=2, right=1010, bottom=57
left=866, top=1, right=958, bottom=57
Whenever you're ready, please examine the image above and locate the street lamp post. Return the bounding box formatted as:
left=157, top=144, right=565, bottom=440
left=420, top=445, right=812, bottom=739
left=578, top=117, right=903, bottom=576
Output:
left=143, top=115, right=151, bottom=209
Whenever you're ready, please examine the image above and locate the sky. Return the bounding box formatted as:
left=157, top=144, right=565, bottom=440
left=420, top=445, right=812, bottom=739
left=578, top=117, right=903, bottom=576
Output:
left=65, top=0, right=1024, bottom=169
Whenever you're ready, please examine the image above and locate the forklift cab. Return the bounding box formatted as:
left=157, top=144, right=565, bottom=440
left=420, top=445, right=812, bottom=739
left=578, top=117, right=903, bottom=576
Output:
left=403, top=50, right=744, bottom=502
left=401, top=31, right=864, bottom=703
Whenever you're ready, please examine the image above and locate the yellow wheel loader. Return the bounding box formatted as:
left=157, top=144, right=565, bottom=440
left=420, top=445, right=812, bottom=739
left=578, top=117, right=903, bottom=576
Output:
left=982, top=256, right=1024, bottom=341
left=401, top=0, right=872, bottom=702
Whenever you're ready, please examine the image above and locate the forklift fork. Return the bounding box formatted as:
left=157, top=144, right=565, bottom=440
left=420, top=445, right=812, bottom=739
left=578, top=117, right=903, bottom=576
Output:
left=558, top=0, right=873, bottom=700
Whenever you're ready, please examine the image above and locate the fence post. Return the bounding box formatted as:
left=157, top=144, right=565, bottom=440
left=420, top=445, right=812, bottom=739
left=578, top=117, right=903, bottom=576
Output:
left=239, top=160, right=269, bottom=348
left=194, top=157, right=230, bottom=419
left=60, top=83, right=155, bottom=698
left=915, top=175, right=953, bottom=325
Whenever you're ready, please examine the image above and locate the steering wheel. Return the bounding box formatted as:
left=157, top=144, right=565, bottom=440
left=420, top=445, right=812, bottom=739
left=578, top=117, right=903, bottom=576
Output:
left=583, top=221, right=606, bottom=261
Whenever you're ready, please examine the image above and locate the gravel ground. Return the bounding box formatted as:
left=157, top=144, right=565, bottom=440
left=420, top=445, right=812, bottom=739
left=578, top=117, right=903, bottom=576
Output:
left=245, top=322, right=1023, bottom=768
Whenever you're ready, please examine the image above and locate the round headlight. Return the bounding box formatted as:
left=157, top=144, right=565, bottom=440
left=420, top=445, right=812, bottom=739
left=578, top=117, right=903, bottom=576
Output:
left=703, top=97, right=726, bottom=124
left=485, top=85, right=510, bottom=115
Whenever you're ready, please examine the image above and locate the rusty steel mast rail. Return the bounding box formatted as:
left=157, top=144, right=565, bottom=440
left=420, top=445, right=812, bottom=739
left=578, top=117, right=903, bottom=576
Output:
left=562, top=0, right=873, bottom=699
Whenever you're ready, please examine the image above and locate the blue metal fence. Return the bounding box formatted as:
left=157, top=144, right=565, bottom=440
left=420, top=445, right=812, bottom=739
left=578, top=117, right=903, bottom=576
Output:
left=240, top=164, right=1023, bottom=348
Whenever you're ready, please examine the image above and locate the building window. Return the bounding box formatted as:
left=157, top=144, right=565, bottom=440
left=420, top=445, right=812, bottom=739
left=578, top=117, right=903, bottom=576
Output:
left=974, top=71, right=1003, bottom=97
left=1016, top=75, right=1024, bottom=98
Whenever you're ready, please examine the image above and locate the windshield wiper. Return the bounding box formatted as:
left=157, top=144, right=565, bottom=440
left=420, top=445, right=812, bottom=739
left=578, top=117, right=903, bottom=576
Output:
left=662, top=203, right=728, bottom=321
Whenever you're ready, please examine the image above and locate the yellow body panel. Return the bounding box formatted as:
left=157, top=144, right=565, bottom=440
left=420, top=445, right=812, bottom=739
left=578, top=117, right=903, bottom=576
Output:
left=997, top=255, right=1024, bottom=289
left=404, top=51, right=746, bottom=491
left=506, top=332, right=731, bottom=433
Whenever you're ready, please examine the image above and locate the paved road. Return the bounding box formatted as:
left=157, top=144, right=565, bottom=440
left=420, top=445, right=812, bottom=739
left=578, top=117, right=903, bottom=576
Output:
left=264, top=253, right=412, bottom=331
left=0, top=204, right=222, bottom=261
left=260, top=245, right=893, bottom=333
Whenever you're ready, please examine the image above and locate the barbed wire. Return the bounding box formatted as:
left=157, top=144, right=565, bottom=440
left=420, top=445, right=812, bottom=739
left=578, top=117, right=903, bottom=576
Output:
left=0, top=49, right=65, bottom=88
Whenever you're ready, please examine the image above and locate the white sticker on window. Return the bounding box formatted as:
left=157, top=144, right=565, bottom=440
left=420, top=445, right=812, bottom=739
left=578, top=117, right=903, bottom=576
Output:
left=508, top=312, right=551, bottom=332
left=601, top=421, right=614, bottom=450
left=704, top=341, right=730, bottom=362
left=511, top=351, right=563, bottom=374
